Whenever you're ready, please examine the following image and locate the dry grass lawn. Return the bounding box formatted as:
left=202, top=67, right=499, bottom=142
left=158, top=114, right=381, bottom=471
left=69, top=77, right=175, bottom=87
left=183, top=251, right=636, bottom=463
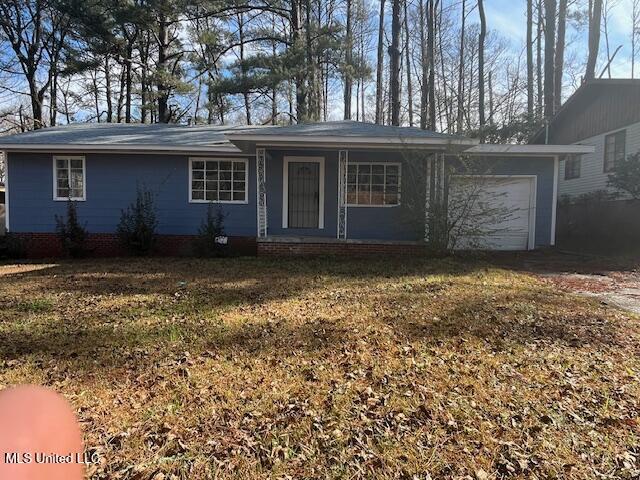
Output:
left=0, top=257, right=638, bottom=479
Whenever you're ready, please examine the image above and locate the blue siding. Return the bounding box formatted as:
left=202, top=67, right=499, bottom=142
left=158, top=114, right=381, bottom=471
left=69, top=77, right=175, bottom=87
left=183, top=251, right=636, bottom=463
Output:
left=8, top=152, right=257, bottom=236
left=7, top=149, right=555, bottom=249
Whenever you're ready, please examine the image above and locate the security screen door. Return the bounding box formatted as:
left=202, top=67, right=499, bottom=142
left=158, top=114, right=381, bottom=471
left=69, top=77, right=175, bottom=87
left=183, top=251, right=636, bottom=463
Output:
left=287, top=162, right=320, bottom=228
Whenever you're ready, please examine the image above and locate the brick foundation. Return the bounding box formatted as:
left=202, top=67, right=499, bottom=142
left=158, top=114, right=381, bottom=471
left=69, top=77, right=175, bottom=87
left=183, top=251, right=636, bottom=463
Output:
left=12, top=233, right=257, bottom=259
left=10, top=232, right=426, bottom=258
left=257, top=240, right=427, bottom=257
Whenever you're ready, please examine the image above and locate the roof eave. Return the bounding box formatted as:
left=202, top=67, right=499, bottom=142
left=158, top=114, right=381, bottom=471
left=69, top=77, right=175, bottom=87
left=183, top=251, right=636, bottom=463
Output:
left=465, top=144, right=595, bottom=156
left=226, top=134, right=479, bottom=151
left=0, top=144, right=245, bottom=155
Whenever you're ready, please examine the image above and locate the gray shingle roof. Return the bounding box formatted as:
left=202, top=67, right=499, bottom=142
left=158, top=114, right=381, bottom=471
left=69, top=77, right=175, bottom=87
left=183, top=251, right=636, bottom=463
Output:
left=0, top=120, right=473, bottom=152
left=228, top=120, right=466, bottom=139
left=0, top=123, right=261, bottom=147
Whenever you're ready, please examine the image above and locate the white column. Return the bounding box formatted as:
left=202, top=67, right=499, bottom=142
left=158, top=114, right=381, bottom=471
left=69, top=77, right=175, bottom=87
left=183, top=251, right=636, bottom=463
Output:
left=256, top=148, right=267, bottom=238
left=337, top=150, right=349, bottom=239
left=424, top=155, right=432, bottom=242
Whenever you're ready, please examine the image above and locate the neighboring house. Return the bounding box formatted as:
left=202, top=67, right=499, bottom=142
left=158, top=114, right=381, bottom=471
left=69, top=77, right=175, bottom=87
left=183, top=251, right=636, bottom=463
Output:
left=530, top=79, right=640, bottom=250
left=0, top=121, right=589, bottom=257
left=531, top=78, right=640, bottom=198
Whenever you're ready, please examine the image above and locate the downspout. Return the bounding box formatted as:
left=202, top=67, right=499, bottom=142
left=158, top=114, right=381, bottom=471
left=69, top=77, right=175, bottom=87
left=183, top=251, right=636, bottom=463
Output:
left=544, top=119, right=550, bottom=145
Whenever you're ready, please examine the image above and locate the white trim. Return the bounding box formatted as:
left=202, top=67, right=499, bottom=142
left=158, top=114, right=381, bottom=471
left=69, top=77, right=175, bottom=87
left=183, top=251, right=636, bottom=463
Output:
left=551, top=155, right=559, bottom=246
left=282, top=156, right=325, bottom=229
left=188, top=157, right=249, bottom=204
left=227, top=134, right=478, bottom=147
left=256, top=148, right=267, bottom=237
left=452, top=174, right=538, bottom=250
left=3, top=152, right=9, bottom=233
left=53, top=155, right=86, bottom=201
left=465, top=144, right=595, bottom=155
left=345, top=161, right=402, bottom=208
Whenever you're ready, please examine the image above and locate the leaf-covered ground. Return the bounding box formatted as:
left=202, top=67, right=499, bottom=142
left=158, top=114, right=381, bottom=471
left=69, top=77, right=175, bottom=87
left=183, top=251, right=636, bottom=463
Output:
left=0, top=257, right=638, bottom=479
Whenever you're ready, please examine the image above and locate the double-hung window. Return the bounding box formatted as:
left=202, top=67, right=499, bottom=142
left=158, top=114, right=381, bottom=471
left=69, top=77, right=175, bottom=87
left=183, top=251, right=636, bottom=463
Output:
left=346, top=163, right=401, bottom=206
left=564, top=154, right=581, bottom=180
left=190, top=158, right=248, bottom=203
left=54, top=156, right=86, bottom=201
left=604, top=130, right=626, bottom=172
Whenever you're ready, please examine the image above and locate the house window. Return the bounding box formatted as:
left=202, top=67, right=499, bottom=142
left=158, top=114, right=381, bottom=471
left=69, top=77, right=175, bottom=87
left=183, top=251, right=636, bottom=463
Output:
left=346, top=163, right=401, bottom=206
left=54, top=156, right=85, bottom=201
left=564, top=155, right=580, bottom=180
left=604, top=130, right=626, bottom=172
left=190, top=158, right=247, bottom=203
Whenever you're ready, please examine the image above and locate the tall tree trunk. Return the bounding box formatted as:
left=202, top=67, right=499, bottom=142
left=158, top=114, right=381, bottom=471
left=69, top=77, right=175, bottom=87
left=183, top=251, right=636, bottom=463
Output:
left=456, top=0, right=466, bottom=134
left=157, top=15, right=170, bottom=123
left=526, top=0, right=534, bottom=118
left=375, top=0, right=386, bottom=124
left=536, top=0, right=543, bottom=117
left=554, top=0, right=567, bottom=112
left=419, top=0, right=427, bottom=129
left=389, top=0, right=401, bottom=125
left=125, top=43, right=133, bottom=123
left=478, top=0, right=486, bottom=141
left=344, top=0, right=353, bottom=120
left=585, top=0, right=602, bottom=80
left=488, top=70, right=494, bottom=124
left=139, top=35, right=149, bottom=124
left=291, top=0, right=307, bottom=122
left=49, top=67, right=58, bottom=126
left=104, top=56, right=113, bottom=123
left=305, top=0, right=320, bottom=121
left=543, top=0, right=556, bottom=120
left=238, top=12, right=251, bottom=124
left=404, top=0, right=414, bottom=126
left=430, top=0, right=440, bottom=131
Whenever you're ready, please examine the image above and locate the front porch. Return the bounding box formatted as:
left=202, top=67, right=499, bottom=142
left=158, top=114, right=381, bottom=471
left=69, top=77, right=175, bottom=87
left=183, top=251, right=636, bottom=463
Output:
left=256, top=235, right=427, bottom=256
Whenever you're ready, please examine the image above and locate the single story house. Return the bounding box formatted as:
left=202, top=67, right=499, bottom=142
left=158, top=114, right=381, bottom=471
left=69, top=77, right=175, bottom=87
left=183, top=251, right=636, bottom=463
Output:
left=0, top=121, right=591, bottom=257
left=530, top=79, right=640, bottom=251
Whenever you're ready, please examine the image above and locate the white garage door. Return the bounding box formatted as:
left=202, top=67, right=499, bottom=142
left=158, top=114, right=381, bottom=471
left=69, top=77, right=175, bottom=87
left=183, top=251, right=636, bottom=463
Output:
left=448, top=176, right=535, bottom=250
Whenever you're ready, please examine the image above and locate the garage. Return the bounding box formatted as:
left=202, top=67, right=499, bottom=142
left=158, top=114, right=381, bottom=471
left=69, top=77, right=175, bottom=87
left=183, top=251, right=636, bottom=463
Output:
left=448, top=175, right=536, bottom=251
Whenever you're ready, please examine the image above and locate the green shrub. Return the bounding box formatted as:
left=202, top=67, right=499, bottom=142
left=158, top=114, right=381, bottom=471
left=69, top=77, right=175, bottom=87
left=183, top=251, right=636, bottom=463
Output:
left=117, top=185, right=158, bottom=256
left=194, top=205, right=228, bottom=257
left=55, top=201, right=88, bottom=258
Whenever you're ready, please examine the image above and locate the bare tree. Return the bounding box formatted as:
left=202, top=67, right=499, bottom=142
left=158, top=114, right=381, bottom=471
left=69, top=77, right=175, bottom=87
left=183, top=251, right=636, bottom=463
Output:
left=527, top=0, right=534, bottom=118
left=633, top=0, right=640, bottom=77
left=536, top=0, right=543, bottom=117
left=344, top=0, right=353, bottom=120
left=404, top=0, right=413, bottom=126
left=389, top=0, right=401, bottom=125
left=543, top=0, right=556, bottom=119
left=478, top=0, right=486, bottom=140
left=375, top=0, right=386, bottom=124
left=456, top=0, right=467, bottom=134
left=554, top=0, right=567, bottom=111
left=585, top=0, right=603, bottom=80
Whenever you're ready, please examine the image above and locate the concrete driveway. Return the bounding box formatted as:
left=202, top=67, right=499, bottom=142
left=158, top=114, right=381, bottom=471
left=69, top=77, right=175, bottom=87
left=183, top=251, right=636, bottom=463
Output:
left=492, top=251, right=640, bottom=315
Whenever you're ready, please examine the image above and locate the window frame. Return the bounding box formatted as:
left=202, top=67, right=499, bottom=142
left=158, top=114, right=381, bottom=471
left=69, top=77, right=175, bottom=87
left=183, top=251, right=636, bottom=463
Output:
left=603, top=129, right=626, bottom=173
left=188, top=157, right=249, bottom=204
left=345, top=161, right=402, bottom=207
left=53, top=155, right=86, bottom=201
left=564, top=154, right=581, bottom=180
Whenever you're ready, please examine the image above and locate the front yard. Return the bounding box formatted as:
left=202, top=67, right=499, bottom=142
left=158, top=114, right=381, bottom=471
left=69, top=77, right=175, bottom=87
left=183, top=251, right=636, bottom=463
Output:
left=0, top=256, right=638, bottom=479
